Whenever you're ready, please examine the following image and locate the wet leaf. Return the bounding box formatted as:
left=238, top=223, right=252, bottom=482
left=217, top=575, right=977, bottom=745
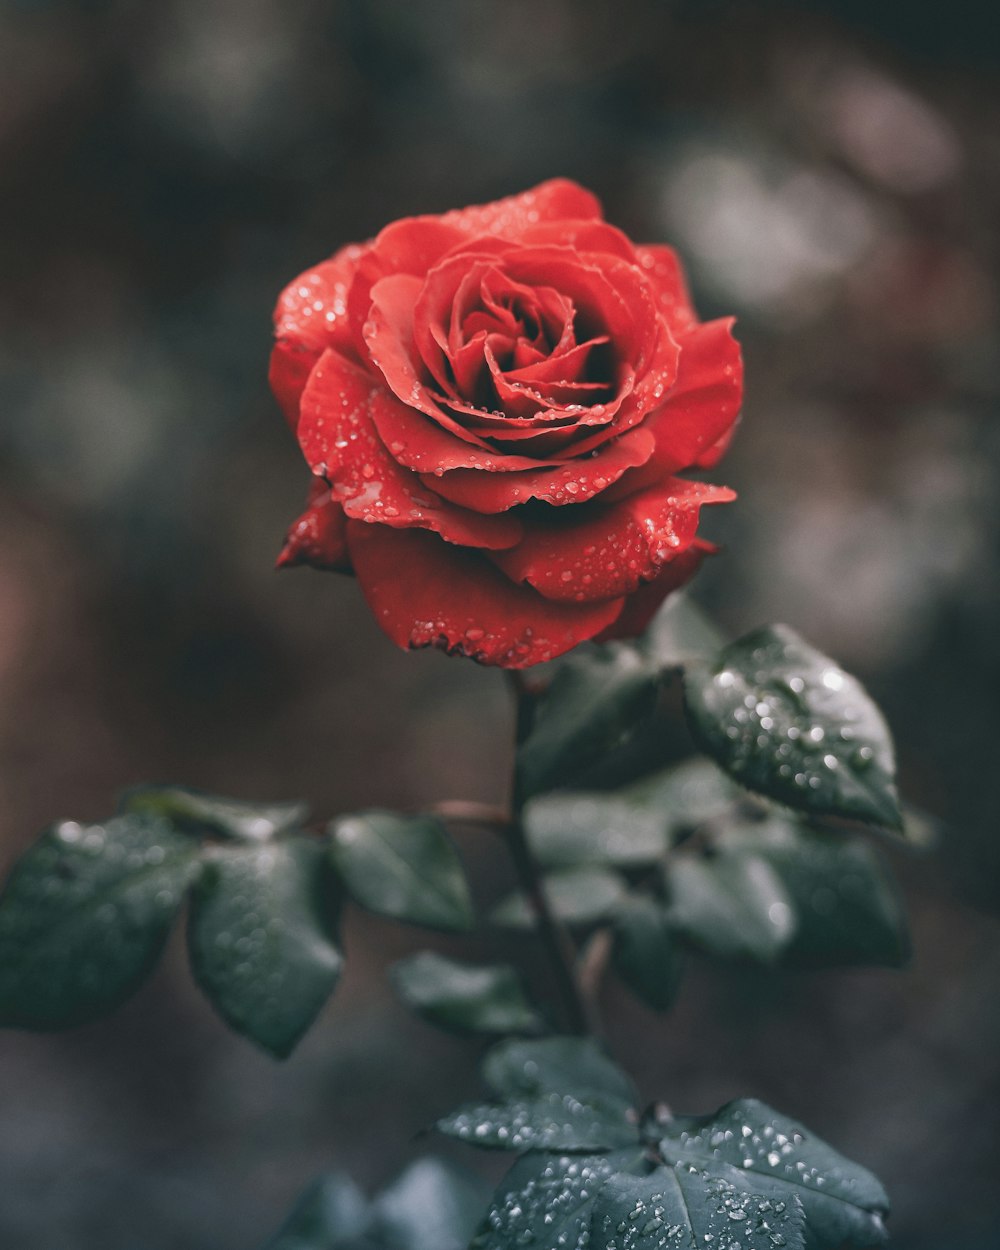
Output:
left=470, top=1149, right=640, bottom=1250
left=439, top=1037, right=638, bottom=1153
left=659, top=1098, right=889, bottom=1249
left=490, top=867, right=626, bottom=928
left=0, top=814, right=201, bottom=1029
left=515, top=645, right=661, bottom=802
left=482, top=1036, right=638, bottom=1108
left=122, top=785, right=308, bottom=842
left=471, top=1097, right=887, bottom=1250
left=665, top=853, right=796, bottom=964
left=188, top=836, right=343, bottom=1058
left=683, top=626, right=902, bottom=831
left=716, top=820, right=909, bottom=968
left=329, top=810, right=473, bottom=932
left=593, top=1168, right=806, bottom=1250
left=612, top=896, right=684, bottom=1011
left=390, top=952, right=542, bottom=1035
left=438, top=1091, right=638, bottom=1152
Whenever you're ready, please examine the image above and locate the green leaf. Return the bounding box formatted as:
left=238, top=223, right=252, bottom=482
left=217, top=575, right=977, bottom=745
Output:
left=471, top=1098, right=888, bottom=1250
left=683, top=625, right=902, bottom=831
left=438, top=1091, right=638, bottom=1151
left=188, top=837, right=343, bottom=1057
left=490, top=867, right=626, bottom=928
left=523, top=759, right=742, bottom=871
left=470, top=1149, right=642, bottom=1250
left=482, top=1036, right=639, bottom=1107
left=328, top=810, right=473, bottom=932
left=373, top=1158, right=492, bottom=1250
left=472, top=1150, right=807, bottom=1250
left=260, top=1172, right=369, bottom=1250
left=593, top=1169, right=807, bottom=1250
left=639, top=592, right=728, bottom=668
left=390, top=952, right=542, bottom=1035
left=627, top=757, right=744, bottom=834
left=122, top=785, right=308, bottom=842
left=524, top=792, right=672, bottom=869
left=659, top=1098, right=889, bottom=1249
left=716, top=820, right=909, bottom=968
left=665, top=853, right=796, bottom=963
left=438, top=1036, right=638, bottom=1151
left=612, top=896, right=684, bottom=1011
left=0, top=814, right=200, bottom=1029
left=515, top=645, right=661, bottom=802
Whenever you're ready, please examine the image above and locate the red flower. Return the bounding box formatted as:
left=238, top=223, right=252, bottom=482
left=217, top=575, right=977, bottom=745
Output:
left=271, top=180, right=741, bottom=668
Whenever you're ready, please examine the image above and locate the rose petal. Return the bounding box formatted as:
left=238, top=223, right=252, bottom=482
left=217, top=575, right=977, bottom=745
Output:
left=424, top=425, right=657, bottom=512
left=439, top=178, right=603, bottom=237
left=347, top=522, right=623, bottom=668
left=603, top=318, right=742, bottom=497
left=271, top=247, right=366, bottom=425
left=519, top=219, right=639, bottom=262
left=635, top=245, right=699, bottom=336
left=365, top=272, right=498, bottom=449
left=297, top=350, right=521, bottom=550
left=491, top=478, right=734, bottom=602
left=276, top=483, right=351, bottom=571
left=594, top=542, right=712, bottom=642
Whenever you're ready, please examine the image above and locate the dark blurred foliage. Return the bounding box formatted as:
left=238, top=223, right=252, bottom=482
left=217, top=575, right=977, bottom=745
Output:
left=1, top=2, right=999, bottom=1248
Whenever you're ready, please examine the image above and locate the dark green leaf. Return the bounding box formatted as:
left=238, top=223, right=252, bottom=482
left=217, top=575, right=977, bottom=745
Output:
left=612, top=897, right=684, bottom=1011
left=490, top=867, right=625, bottom=928
left=390, top=952, right=542, bottom=1035
left=329, top=810, right=473, bottom=931
left=470, top=1149, right=642, bottom=1250
left=523, top=759, right=741, bottom=871
left=660, top=1098, right=889, bottom=1249
left=640, top=592, right=728, bottom=668
left=260, top=1173, right=369, bottom=1250
left=515, top=646, right=660, bottom=802
left=188, top=837, right=343, bottom=1057
left=122, top=785, right=308, bottom=842
left=593, top=1168, right=806, bottom=1250
left=438, top=1036, right=638, bottom=1152
left=482, top=1036, right=638, bottom=1107
left=438, top=1092, right=637, bottom=1151
left=373, top=1158, right=492, bottom=1250
left=0, top=814, right=200, bottom=1029
left=627, top=758, right=744, bottom=834
left=524, top=792, right=672, bottom=869
left=716, top=820, right=909, bottom=968
left=665, top=853, right=796, bottom=963
left=683, top=625, right=902, bottom=830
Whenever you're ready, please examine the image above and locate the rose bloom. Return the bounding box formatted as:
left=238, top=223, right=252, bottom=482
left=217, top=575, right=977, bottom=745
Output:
left=270, top=180, right=741, bottom=668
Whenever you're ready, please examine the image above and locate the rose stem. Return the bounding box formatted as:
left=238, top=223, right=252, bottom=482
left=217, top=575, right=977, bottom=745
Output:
left=503, top=671, right=595, bottom=1038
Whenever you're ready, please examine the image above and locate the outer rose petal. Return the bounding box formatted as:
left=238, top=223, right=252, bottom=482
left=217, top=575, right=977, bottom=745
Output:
left=635, top=245, right=699, bottom=336
left=271, top=247, right=366, bottom=426
left=277, top=484, right=351, bottom=571
left=347, top=522, right=624, bottom=669
left=595, top=542, right=712, bottom=642
left=491, top=479, right=734, bottom=602
left=439, top=179, right=603, bottom=237
left=297, top=350, right=522, bottom=550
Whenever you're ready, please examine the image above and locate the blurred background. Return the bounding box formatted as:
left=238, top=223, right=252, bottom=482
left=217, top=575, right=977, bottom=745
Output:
left=1, top=1, right=998, bottom=1246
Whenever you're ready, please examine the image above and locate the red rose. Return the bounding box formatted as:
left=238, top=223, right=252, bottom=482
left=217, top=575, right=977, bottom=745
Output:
left=270, top=180, right=741, bottom=668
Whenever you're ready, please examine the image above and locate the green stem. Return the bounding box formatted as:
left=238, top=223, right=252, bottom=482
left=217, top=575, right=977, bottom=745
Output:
left=505, top=674, right=593, bottom=1037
